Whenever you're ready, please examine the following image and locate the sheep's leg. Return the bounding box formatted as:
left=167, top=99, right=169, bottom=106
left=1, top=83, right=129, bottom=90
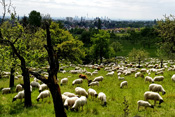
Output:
left=138, top=106, right=140, bottom=111
left=154, top=100, right=156, bottom=106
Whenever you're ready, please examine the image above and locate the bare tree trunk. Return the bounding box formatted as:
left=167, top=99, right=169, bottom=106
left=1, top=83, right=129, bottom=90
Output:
left=9, top=64, right=15, bottom=87
left=45, top=23, right=66, bottom=117
left=161, top=59, right=163, bottom=68
left=48, top=79, right=66, bottom=117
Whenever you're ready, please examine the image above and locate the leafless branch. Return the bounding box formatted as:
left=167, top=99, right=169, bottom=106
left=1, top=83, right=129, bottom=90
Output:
left=28, top=70, right=48, bottom=84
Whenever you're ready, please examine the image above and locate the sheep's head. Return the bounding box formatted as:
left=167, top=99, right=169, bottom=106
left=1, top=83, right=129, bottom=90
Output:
left=162, top=91, right=166, bottom=95
left=103, top=102, right=107, bottom=107
left=95, top=94, right=98, bottom=98
left=159, top=99, right=164, bottom=105
left=36, top=98, right=40, bottom=102
left=64, top=105, right=68, bottom=110
left=88, top=80, right=92, bottom=84
left=150, top=105, right=154, bottom=109
left=12, top=98, right=16, bottom=102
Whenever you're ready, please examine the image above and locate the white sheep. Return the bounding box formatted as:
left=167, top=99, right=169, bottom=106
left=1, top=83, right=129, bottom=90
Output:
left=88, top=88, right=98, bottom=98
left=16, top=84, right=23, bottom=92
left=12, top=90, right=24, bottom=102
left=36, top=90, right=50, bottom=102
left=144, top=91, right=164, bottom=105
left=75, top=87, right=88, bottom=98
left=88, top=81, right=99, bottom=87
left=140, top=68, right=147, bottom=73
left=149, top=84, right=166, bottom=95
left=62, top=94, right=69, bottom=103
left=39, top=84, right=48, bottom=92
left=106, top=71, right=114, bottom=76
left=135, top=72, right=141, bottom=78
left=64, top=97, right=79, bottom=110
left=60, top=78, right=68, bottom=86
left=31, top=81, right=40, bottom=88
left=171, top=74, right=175, bottom=81
left=85, top=71, right=92, bottom=76
left=71, top=96, right=87, bottom=111
left=98, top=92, right=107, bottom=106
left=120, top=81, right=128, bottom=88
left=118, top=76, right=125, bottom=80
left=145, top=76, right=154, bottom=83
left=72, top=79, right=83, bottom=85
left=153, top=76, right=164, bottom=81
left=93, top=76, right=104, bottom=82
left=137, top=100, right=154, bottom=111
left=63, top=92, right=78, bottom=98
left=2, top=88, right=11, bottom=94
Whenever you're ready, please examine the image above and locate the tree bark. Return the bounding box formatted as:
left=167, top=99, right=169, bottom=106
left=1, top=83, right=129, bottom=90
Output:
left=45, top=23, right=66, bottom=117
left=9, top=64, right=15, bottom=87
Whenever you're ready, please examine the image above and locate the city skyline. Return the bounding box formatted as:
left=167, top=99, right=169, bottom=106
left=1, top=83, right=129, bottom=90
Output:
left=1, top=0, right=175, bottom=20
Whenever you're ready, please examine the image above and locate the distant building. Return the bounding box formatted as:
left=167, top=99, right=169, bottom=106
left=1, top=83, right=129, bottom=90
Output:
left=66, top=17, right=73, bottom=22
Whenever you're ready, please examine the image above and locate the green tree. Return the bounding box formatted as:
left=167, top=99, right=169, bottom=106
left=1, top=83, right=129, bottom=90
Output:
left=91, top=30, right=110, bottom=63
left=155, top=15, right=175, bottom=60
left=28, top=10, right=42, bottom=27
left=110, top=41, right=123, bottom=56
left=128, top=48, right=149, bottom=67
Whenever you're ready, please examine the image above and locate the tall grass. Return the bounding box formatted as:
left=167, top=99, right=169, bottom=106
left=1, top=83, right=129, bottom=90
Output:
left=0, top=66, right=175, bottom=117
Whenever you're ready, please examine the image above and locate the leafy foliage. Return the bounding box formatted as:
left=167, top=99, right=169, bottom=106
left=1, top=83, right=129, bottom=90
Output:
left=156, top=15, right=175, bottom=60
left=128, top=48, right=149, bottom=62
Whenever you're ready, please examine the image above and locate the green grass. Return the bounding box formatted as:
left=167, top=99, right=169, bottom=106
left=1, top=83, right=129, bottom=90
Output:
left=0, top=66, right=175, bottom=117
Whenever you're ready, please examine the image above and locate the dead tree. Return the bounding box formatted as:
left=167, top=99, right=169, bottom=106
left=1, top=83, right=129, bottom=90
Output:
left=29, top=23, right=67, bottom=117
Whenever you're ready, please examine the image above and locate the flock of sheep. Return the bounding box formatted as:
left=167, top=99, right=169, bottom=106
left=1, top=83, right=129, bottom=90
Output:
left=1, top=58, right=175, bottom=114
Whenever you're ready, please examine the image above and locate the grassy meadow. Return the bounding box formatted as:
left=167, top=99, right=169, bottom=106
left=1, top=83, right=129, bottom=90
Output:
left=0, top=65, right=175, bottom=117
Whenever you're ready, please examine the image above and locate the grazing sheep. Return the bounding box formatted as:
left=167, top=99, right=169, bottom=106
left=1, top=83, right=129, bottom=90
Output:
left=137, top=100, right=154, bottom=111
left=85, top=71, right=92, bottom=76
left=36, top=90, right=50, bottom=102
left=149, top=84, right=166, bottom=95
left=88, top=88, right=98, bottom=98
left=72, top=79, right=83, bottom=85
left=62, top=94, right=69, bottom=103
left=145, top=76, right=154, bottom=83
left=63, top=92, right=78, bottom=98
left=16, top=84, right=23, bottom=92
left=79, top=74, right=92, bottom=84
left=12, top=90, right=24, bottom=102
left=88, top=81, right=99, bottom=87
left=39, top=84, right=48, bottom=92
left=75, top=87, right=88, bottom=98
left=93, top=76, right=104, bottom=82
left=64, top=97, right=79, bottom=110
left=79, top=74, right=88, bottom=79
left=118, top=76, right=125, bottom=80
left=140, top=68, right=147, bottom=73
left=98, top=92, right=107, bottom=106
left=144, top=91, right=164, bottom=106
left=153, top=76, right=164, bottom=82
left=106, top=71, right=114, bottom=76
left=71, top=96, right=87, bottom=111
left=2, top=88, right=11, bottom=94
left=60, top=78, right=68, bottom=86
left=171, top=74, right=175, bottom=81
left=92, top=70, right=98, bottom=75
left=31, top=81, right=40, bottom=88
left=120, top=81, right=128, bottom=88
left=135, top=72, right=141, bottom=78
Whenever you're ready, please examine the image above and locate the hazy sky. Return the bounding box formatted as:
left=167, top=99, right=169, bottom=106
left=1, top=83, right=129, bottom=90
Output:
left=1, top=0, right=175, bottom=20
